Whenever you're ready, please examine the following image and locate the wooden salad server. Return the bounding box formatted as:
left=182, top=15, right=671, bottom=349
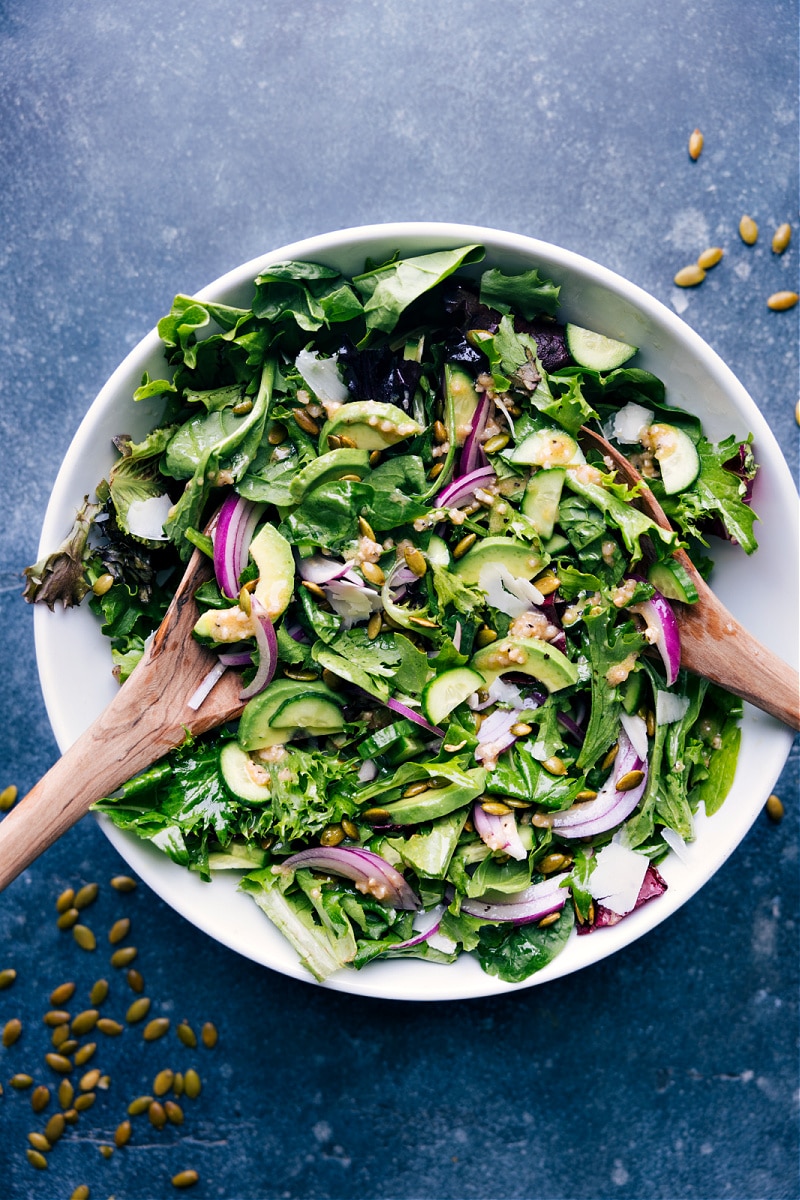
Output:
left=0, top=549, right=249, bottom=893
left=579, top=427, right=800, bottom=731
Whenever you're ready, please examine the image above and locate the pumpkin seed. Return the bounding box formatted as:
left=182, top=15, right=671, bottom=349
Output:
left=504, top=797, right=532, bottom=809
left=75, top=1091, right=95, bottom=1112
left=46, top=1112, right=66, bottom=1142
left=231, top=397, right=253, bottom=416
left=57, top=907, right=80, bottom=931
left=172, top=1170, right=200, bottom=1189
left=143, top=1017, right=170, bottom=1042
left=111, top=946, right=138, bottom=968
left=50, top=981, right=76, bottom=1006
left=80, top=1068, right=101, bottom=1091
left=480, top=800, right=511, bottom=816
left=165, top=1099, right=185, bottom=1125
left=510, top=721, right=533, bottom=737
left=201, top=1021, right=218, bottom=1049
left=183, top=1068, right=202, bottom=1099
left=541, top=755, right=567, bottom=776
left=128, top=1095, right=153, bottom=1116
left=92, top=572, right=115, bottom=596
left=319, top=823, right=345, bottom=847
left=292, top=407, right=320, bottom=435
left=28, top=1132, right=51, bottom=1152
left=110, top=875, right=137, bottom=892
left=0, top=967, right=17, bottom=989
left=602, top=743, right=619, bottom=770
left=326, top=433, right=343, bottom=449
left=766, top=793, right=784, bottom=822
left=43, top=1009, right=71, bottom=1027
left=452, top=533, right=477, bottom=559
left=73, top=1042, right=97, bottom=1067
left=767, top=290, right=799, bottom=311
left=58, top=1079, right=74, bottom=1107
left=616, top=769, right=645, bottom=792
left=673, top=264, right=705, bottom=287
left=72, top=924, right=96, bottom=951
left=531, top=811, right=555, bottom=828
left=71, top=1188, right=91, bottom=1200
left=301, top=579, right=327, bottom=601
left=772, top=222, right=792, bottom=254
left=474, top=626, right=498, bottom=648
left=127, top=968, right=145, bottom=993
left=71, top=1009, right=99, bottom=1036
left=403, top=780, right=430, bottom=798
left=64, top=1106, right=79, bottom=1124
left=31, top=1084, right=50, bottom=1112
left=533, top=570, right=560, bottom=596
left=45, top=1053, right=72, bottom=1074
left=360, top=560, right=385, bottom=585
left=483, top=433, right=509, bottom=455
left=408, top=615, right=438, bottom=628
left=90, top=978, right=109, bottom=1006
left=99, top=1144, right=114, bottom=1158
left=363, top=807, right=392, bottom=824
left=338, top=473, right=363, bottom=483
left=3, top=1017, right=22, bottom=1046
left=367, top=611, right=382, bottom=640
left=126, top=997, right=151, bottom=1024
left=56, top=887, right=75, bottom=912
left=575, top=789, right=599, bottom=801
left=427, top=461, right=444, bottom=481
left=177, top=1021, right=197, bottom=1048
left=154, top=1068, right=175, bottom=1096
left=538, top=912, right=562, bottom=928
left=149, top=1099, right=167, bottom=1128
left=739, top=214, right=758, bottom=245
left=74, top=883, right=99, bottom=910
left=108, top=917, right=131, bottom=946
left=173, top=1072, right=185, bottom=1097
left=0, top=784, right=18, bottom=810
left=115, top=1119, right=132, bottom=1147
left=11, top=1073, right=34, bottom=1088
left=59, top=1039, right=78, bottom=1055
left=403, top=546, right=427, bottom=578
left=97, top=1017, right=124, bottom=1037
left=337, top=434, right=358, bottom=449
left=432, top=419, right=448, bottom=444
left=539, top=852, right=571, bottom=874
left=697, top=246, right=723, bottom=269
left=369, top=449, right=383, bottom=467
left=688, top=128, right=704, bottom=159
left=26, top=1149, right=48, bottom=1170
left=356, top=514, right=376, bottom=541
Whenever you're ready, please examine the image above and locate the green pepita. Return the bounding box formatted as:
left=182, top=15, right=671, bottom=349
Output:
left=3, top=1017, right=22, bottom=1046
left=115, top=1119, right=132, bottom=1146
left=172, top=1170, right=200, bottom=1189
left=110, top=875, right=137, bottom=892
left=74, top=883, right=99, bottom=910
left=143, top=1016, right=170, bottom=1042
left=28, top=1132, right=51, bottom=1153
left=201, top=1021, right=218, bottom=1049
left=72, top=924, right=96, bottom=951
left=148, top=1099, right=167, bottom=1128
left=31, top=1084, right=50, bottom=1112
left=45, top=1053, right=72, bottom=1074
left=0, top=784, right=18, bottom=810
left=75, top=1091, right=95, bottom=1112
left=165, top=1099, right=185, bottom=1125
left=110, top=945, right=138, bottom=968
left=26, top=1149, right=48, bottom=1170
left=183, top=1068, right=201, bottom=1099
left=71, top=1009, right=99, bottom=1036
left=50, top=981, right=76, bottom=1006
left=45, top=1112, right=65, bottom=1142
left=57, top=908, right=80, bottom=931
left=90, top=978, right=109, bottom=1006
left=57, top=1079, right=74, bottom=1108
left=79, top=1068, right=101, bottom=1091
left=127, top=968, right=145, bottom=993
left=0, top=967, right=17, bottom=989
left=739, top=214, right=758, bottom=245
left=154, top=1068, right=174, bottom=1096
left=128, top=1095, right=153, bottom=1116
left=126, top=996, right=152, bottom=1024
left=96, top=1017, right=124, bottom=1036
left=109, top=917, right=131, bottom=945
left=73, top=1042, right=97, bottom=1067
left=177, top=1021, right=197, bottom=1048
left=10, top=1073, right=34, bottom=1089
left=673, top=264, right=705, bottom=287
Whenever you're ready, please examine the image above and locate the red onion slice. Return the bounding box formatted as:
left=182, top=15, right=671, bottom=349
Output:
left=298, top=554, right=352, bottom=585
left=280, top=846, right=421, bottom=911
left=390, top=904, right=446, bottom=949
left=186, top=660, right=228, bottom=711
left=436, top=464, right=496, bottom=509
left=474, top=707, right=521, bottom=763
left=630, top=586, right=680, bottom=686
left=385, top=696, right=444, bottom=737
left=240, top=597, right=278, bottom=700
left=214, top=494, right=265, bottom=599
left=552, top=727, right=647, bottom=839
left=459, top=873, right=569, bottom=924
left=459, top=392, right=491, bottom=476
left=473, top=802, right=528, bottom=861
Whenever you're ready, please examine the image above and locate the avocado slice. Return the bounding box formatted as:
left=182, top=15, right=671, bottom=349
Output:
left=289, top=447, right=370, bottom=503
left=453, top=536, right=547, bottom=585
left=318, top=401, right=422, bottom=453
left=470, top=636, right=577, bottom=692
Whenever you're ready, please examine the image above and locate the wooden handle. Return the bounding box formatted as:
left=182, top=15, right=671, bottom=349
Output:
left=0, top=550, right=245, bottom=893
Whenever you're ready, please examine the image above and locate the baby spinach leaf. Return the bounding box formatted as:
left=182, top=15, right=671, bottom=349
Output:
left=476, top=902, right=574, bottom=982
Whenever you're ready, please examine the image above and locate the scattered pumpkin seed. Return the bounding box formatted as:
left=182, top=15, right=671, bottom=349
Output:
left=11, top=1073, right=34, bottom=1089
left=602, top=743, right=619, bottom=770
left=71, top=1009, right=99, bottom=1036
left=172, top=1170, right=200, bottom=1189
left=531, top=811, right=555, bottom=828
left=0, top=967, right=17, bottom=989
left=673, top=264, right=706, bottom=287
left=480, top=800, right=511, bottom=816
left=356, top=515, right=376, bottom=541
left=538, top=911, right=562, bottom=928
left=99, top=1144, right=114, bottom=1158
left=73, top=1042, right=97, bottom=1067
left=97, top=1017, right=124, bottom=1037
left=125, top=996, right=152, bottom=1028
left=70, top=1187, right=90, bottom=1200
left=403, top=546, right=427, bottom=578
left=452, top=532, right=477, bottom=559
left=58, top=1079, right=74, bottom=1107
left=50, top=981, right=76, bottom=1006
left=338, top=472, right=363, bottom=483
left=165, top=1099, right=185, bottom=1125
left=363, top=807, right=392, bottom=824
left=154, top=1068, right=175, bottom=1096
left=539, top=852, right=571, bottom=874
left=173, top=1072, right=184, bottom=1097
left=46, top=1112, right=66, bottom=1142
left=319, top=823, right=345, bottom=846
left=75, top=1091, right=95, bottom=1112
left=403, top=780, right=430, bottom=798
left=542, top=755, right=568, bottom=776
left=337, top=434, right=358, bottom=449
left=143, top=1017, right=170, bottom=1042
left=28, top=1132, right=51, bottom=1152
left=231, top=397, right=253, bottom=416
left=427, top=461, right=444, bottom=481
left=53, top=1026, right=73, bottom=1051
left=739, top=214, right=758, bottom=245
left=149, top=1099, right=167, bottom=1128
left=767, top=290, right=799, bottom=311
left=56, top=886, right=76, bottom=912
left=474, top=626, right=498, bottom=648
left=114, top=1119, right=132, bottom=1147
left=697, top=246, right=724, bottom=270
left=127, top=968, right=145, bottom=993
left=533, top=570, right=560, bottom=597
left=483, top=433, right=509, bottom=455
left=342, top=816, right=358, bottom=841
left=59, top=1039, right=78, bottom=1056
left=432, top=419, right=448, bottom=444
left=366, top=612, right=382, bottom=640
left=408, top=615, right=438, bottom=628
left=368, top=449, right=382, bottom=467
left=26, top=1149, right=48, bottom=1170
left=183, top=1069, right=202, bottom=1099
left=201, top=1021, right=218, bottom=1049
left=772, top=222, right=792, bottom=254
left=3, top=1017, right=22, bottom=1046
left=688, top=128, right=704, bottom=160
left=509, top=721, right=533, bottom=737
left=110, top=875, right=137, bottom=892
left=360, top=560, right=385, bottom=586
left=80, top=1068, right=101, bottom=1091
left=111, top=946, right=138, bottom=968
left=292, top=407, right=320, bottom=435
left=108, top=917, right=131, bottom=945
left=72, top=924, right=96, bottom=951
left=301, top=579, right=327, bottom=601
left=63, top=1106, right=79, bottom=1124
left=617, top=769, right=645, bottom=792
left=0, top=784, right=18, bottom=810
left=766, top=793, right=785, bottom=822
left=503, top=797, right=532, bottom=810
left=74, top=883, right=99, bottom=910
left=45, top=1054, right=72, bottom=1074
left=57, top=908, right=80, bottom=931
left=326, top=432, right=343, bottom=449
left=575, top=789, right=599, bottom=801
left=89, top=978, right=109, bottom=1006
left=31, top=1084, right=50, bottom=1112
left=44, top=1009, right=71, bottom=1027
left=177, top=1021, right=197, bottom=1048
left=128, top=1094, right=153, bottom=1116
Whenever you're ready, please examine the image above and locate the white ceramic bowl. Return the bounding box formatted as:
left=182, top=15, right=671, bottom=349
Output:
left=34, top=222, right=798, bottom=1001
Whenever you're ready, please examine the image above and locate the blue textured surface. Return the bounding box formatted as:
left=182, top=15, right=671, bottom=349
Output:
left=0, top=2, right=797, bottom=1198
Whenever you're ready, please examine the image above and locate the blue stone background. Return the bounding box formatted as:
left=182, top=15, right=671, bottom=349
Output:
left=0, top=1, right=797, bottom=1197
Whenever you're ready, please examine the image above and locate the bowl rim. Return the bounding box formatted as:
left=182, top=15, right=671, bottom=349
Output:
left=33, top=221, right=798, bottom=1001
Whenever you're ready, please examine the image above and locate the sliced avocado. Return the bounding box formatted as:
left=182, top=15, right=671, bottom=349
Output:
left=238, top=679, right=341, bottom=750
left=219, top=742, right=272, bottom=804
left=453, top=536, right=547, bottom=585
left=250, top=523, right=295, bottom=620
left=445, top=364, right=480, bottom=446
left=470, top=636, right=577, bottom=692
left=318, top=401, right=423, bottom=453
left=289, top=447, right=371, bottom=502
left=378, top=769, right=485, bottom=825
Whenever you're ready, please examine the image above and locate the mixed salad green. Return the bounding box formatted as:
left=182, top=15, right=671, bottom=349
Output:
left=25, top=245, right=759, bottom=983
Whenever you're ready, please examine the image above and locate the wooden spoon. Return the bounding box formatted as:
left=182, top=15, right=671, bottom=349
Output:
left=579, top=426, right=799, bottom=730
left=0, top=549, right=248, bottom=892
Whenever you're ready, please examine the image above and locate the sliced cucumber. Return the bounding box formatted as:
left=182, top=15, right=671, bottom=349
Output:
left=648, top=559, right=700, bottom=604
left=426, top=533, right=451, bottom=568
left=510, top=428, right=584, bottom=468
left=421, top=667, right=485, bottom=726
left=270, top=694, right=345, bottom=733
left=238, top=679, right=341, bottom=750
left=445, top=364, right=480, bottom=446
left=565, top=323, right=637, bottom=371
left=521, top=467, right=566, bottom=540
left=641, top=423, right=700, bottom=495
left=220, top=742, right=272, bottom=804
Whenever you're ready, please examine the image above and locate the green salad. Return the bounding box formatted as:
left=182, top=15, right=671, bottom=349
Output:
left=25, top=245, right=759, bottom=983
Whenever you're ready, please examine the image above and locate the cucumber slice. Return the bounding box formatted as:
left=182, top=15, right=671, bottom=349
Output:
left=426, top=534, right=451, bottom=568
left=565, top=323, right=637, bottom=370
left=238, top=680, right=340, bottom=750
left=648, top=559, right=700, bottom=604
left=521, top=467, right=566, bottom=539
left=421, top=667, right=485, bottom=726
left=269, top=694, right=345, bottom=732
left=219, top=742, right=272, bottom=804
left=642, top=423, right=700, bottom=495
left=510, top=428, right=584, bottom=468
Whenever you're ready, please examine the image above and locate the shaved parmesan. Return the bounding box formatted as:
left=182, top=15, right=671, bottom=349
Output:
left=588, top=840, right=649, bottom=916
left=295, top=348, right=349, bottom=406
left=126, top=494, right=173, bottom=541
